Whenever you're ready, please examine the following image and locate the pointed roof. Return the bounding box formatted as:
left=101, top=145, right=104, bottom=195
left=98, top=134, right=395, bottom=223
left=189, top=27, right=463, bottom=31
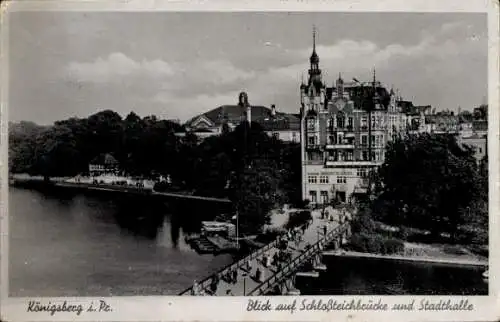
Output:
left=309, top=26, right=319, bottom=65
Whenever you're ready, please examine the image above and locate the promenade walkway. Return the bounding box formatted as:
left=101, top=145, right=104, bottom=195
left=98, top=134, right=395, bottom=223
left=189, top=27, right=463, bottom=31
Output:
left=198, top=209, right=343, bottom=296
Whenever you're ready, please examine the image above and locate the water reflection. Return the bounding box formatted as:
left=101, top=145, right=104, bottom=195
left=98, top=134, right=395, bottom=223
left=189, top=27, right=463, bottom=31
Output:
left=296, top=256, right=487, bottom=295
left=9, top=188, right=234, bottom=297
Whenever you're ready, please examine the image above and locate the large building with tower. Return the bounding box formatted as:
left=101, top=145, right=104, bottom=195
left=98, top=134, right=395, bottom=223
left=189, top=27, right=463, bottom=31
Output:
left=299, top=29, right=433, bottom=205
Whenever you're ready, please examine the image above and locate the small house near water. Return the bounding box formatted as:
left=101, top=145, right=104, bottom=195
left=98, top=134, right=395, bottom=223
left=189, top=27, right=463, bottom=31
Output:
left=89, top=153, right=120, bottom=176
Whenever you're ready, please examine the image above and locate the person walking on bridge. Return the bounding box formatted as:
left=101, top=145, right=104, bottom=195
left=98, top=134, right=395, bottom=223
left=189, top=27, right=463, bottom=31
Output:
left=232, top=268, right=238, bottom=284
left=210, top=274, right=219, bottom=294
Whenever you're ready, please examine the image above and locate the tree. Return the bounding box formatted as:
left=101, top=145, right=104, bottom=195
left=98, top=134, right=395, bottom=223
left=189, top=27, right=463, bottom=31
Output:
left=373, top=133, right=483, bottom=238
left=231, top=159, right=281, bottom=234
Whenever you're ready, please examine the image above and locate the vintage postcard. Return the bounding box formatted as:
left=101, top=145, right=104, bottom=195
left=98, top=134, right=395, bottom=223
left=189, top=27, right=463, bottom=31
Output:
left=1, top=0, right=499, bottom=321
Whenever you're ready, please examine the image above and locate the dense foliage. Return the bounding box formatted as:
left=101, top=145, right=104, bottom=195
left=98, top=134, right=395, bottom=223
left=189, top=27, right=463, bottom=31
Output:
left=9, top=111, right=302, bottom=235
left=370, top=132, right=488, bottom=242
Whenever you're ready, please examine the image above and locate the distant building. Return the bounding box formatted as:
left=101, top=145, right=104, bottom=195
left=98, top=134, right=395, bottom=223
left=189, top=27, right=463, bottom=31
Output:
left=183, top=93, right=300, bottom=142
left=424, top=113, right=459, bottom=134
left=256, top=105, right=301, bottom=143
left=458, top=134, right=487, bottom=165
left=399, top=102, right=430, bottom=134
left=472, top=120, right=488, bottom=137
left=88, top=153, right=120, bottom=176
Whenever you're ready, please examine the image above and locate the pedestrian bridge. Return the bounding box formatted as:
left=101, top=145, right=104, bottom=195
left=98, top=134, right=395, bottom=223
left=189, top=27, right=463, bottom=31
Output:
left=179, top=215, right=352, bottom=296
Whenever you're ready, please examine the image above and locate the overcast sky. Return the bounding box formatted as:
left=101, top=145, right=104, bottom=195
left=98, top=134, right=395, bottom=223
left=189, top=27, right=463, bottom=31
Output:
left=8, top=12, right=487, bottom=125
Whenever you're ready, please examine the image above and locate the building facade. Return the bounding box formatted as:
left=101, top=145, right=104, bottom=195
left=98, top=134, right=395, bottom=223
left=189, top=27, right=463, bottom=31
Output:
left=299, top=30, right=431, bottom=205
left=88, top=153, right=120, bottom=177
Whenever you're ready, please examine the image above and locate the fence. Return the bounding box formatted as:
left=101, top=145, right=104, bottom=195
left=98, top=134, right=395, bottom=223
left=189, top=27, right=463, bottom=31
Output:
left=248, top=222, right=351, bottom=296
left=179, top=237, right=281, bottom=295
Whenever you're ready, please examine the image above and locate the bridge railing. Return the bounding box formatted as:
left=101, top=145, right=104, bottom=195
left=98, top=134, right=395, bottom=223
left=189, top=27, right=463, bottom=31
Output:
left=248, top=222, right=351, bottom=296
left=179, top=237, right=281, bottom=295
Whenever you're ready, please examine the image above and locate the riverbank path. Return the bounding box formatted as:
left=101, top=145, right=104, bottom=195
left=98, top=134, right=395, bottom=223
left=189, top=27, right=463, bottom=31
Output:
left=211, top=209, right=342, bottom=296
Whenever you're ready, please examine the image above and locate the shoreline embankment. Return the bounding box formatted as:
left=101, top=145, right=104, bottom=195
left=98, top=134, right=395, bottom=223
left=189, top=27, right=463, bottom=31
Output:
left=323, top=249, right=488, bottom=268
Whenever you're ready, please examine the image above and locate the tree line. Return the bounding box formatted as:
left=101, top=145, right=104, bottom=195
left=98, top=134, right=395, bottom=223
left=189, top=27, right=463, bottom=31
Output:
left=9, top=110, right=302, bottom=234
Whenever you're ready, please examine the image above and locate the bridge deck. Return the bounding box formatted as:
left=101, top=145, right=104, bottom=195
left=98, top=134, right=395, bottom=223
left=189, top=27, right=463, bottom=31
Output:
left=186, top=210, right=343, bottom=296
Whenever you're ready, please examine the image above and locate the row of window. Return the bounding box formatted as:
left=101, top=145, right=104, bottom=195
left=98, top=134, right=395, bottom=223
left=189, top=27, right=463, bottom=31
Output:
left=326, top=117, right=354, bottom=130
left=307, top=134, right=385, bottom=147
left=310, top=151, right=385, bottom=162
left=307, top=114, right=388, bottom=131
left=308, top=175, right=348, bottom=184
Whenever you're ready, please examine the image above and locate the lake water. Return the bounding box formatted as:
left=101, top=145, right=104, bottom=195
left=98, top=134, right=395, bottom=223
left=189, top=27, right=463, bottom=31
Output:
left=9, top=187, right=234, bottom=297
left=9, top=187, right=488, bottom=296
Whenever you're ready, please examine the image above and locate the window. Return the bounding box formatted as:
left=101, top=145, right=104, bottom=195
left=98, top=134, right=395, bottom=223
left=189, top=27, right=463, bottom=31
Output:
left=327, top=151, right=337, bottom=161
left=308, top=136, right=316, bottom=145
left=272, top=132, right=279, bottom=140
left=357, top=168, right=368, bottom=178
left=361, top=135, right=368, bottom=146
left=319, top=175, right=329, bottom=184
left=328, top=135, right=335, bottom=144
left=337, top=134, right=343, bottom=144
left=309, top=191, right=317, bottom=203
left=362, top=151, right=369, bottom=161
left=479, top=148, right=482, bottom=153
left=345, top=151, right=354, bottom=161
left=292, top=132, right=297, bottom=142
left=337, top=115, right=345, bottom=128
left=348, top=117, right=353, bottom=129
left=320, top=191, right=329, bottom=204
left=370, top=135, right=376, bottom=145
left=361, top=117, right=368, bottom=129
left=337, top=176, right=347, bottom=184
left=327, top=118, right=334, bottom=129
left=308, top=176, right=318, bottom=184
left=307, top=118, right=316, bottom=130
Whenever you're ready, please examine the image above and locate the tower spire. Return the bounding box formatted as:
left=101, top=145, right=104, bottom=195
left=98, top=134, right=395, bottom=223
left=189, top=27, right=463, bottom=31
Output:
left=372, top=68, right=376, bottom=85
left=313, top=25, right=316, bottom=52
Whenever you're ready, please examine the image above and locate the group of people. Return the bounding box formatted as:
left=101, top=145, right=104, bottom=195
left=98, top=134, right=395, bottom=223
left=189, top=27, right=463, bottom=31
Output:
left=190, top=213, right=324, bottom=296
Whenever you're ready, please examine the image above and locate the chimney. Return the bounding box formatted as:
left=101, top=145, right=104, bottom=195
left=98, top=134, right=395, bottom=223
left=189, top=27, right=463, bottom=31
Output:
left=271, top=104, right=276, bottom=116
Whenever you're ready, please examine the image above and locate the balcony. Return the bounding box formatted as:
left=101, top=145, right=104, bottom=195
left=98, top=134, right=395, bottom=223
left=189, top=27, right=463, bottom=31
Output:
left=325, top=160, right=380, bottom=167
left=325, top=143, right=355, bottom=149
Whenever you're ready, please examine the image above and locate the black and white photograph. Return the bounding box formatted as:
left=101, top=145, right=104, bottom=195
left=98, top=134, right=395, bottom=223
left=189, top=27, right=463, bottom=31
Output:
left=1, top=2, right=499, bottom=321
